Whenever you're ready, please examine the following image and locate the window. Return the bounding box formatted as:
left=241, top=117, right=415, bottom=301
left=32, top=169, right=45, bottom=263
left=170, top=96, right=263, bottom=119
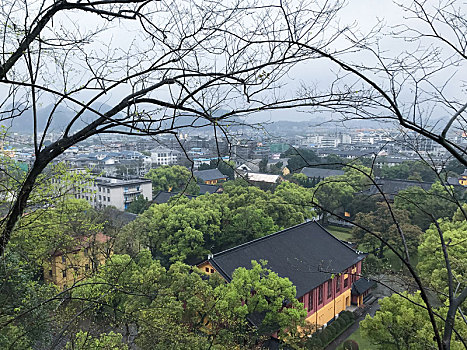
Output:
left=210, top=269, right=214, bottom=273
left=62, top=256, right=66, bottom=263
left=318, top=285, right=323, bottom=304
left=49, top=270, right=53, bottom=277
left=308, top=291, right=313, bottom=311
left=344, top=275, right=349, bottom=288
left=327, top=280, right=332, bottom=298
left=107, top=188, right=110, bottom=193
left=107, top=197, right=110, bottom=201
left=205, top=267, right=209, bottom=272
left=62, top=270, right=67, bottom=278
left=336, top=276, right=341, bottom=293
left=99, top=195, right=101, bottom=200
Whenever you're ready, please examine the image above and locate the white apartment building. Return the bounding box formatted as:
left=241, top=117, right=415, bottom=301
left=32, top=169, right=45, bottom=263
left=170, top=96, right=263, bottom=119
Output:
left=150, top=147, right=181, bottom=166
left=69, top=174, right=152, bottom=211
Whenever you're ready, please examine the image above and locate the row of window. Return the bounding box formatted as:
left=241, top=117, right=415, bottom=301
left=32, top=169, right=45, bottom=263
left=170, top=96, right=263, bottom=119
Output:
left=303, top=270, right=354, bottom=312
left=75, top=194, right=111, bottom=202
left=98, top=187, right=111, bottom=193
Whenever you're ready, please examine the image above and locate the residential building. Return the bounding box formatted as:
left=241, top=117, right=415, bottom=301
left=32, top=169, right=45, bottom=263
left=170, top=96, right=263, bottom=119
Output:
left=236, top=159, right=261, bottom=173
left=44, top=233, right=112, bottom=290
left=244, top=172, right=282, bottom=188
left=64, top=172, right=153, bottom=210
left=150, top=146, right=181, bottom=166
left=194, top=168, right=228, bottom=184
left=198, top=221, right=368, bottom=329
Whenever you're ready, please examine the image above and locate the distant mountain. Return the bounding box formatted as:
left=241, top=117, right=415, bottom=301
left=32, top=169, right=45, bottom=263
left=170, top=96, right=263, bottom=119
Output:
left=0, top=104, right=245, bottom=135
left=1, top=103, right=112, bottom=134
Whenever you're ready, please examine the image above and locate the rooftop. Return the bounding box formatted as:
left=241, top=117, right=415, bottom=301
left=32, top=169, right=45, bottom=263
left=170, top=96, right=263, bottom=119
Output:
left=194, top=168, right=227, bottom=181
left=95, top=177, right=152, bottom=187
left=208, top=220, right=366, bottom=297
left=300, top=167, right=345, bottom=179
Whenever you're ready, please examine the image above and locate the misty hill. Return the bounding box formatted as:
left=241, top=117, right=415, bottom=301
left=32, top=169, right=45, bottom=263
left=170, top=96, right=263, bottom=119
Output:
left=1, top=104, right=244, bottom=135
left=1, top=103, right=112, bottom=134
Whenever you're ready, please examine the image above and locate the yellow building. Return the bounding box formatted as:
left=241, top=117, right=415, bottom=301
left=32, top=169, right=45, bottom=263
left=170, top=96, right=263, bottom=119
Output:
left=198, top=221, right=368, bottom=330
left=44, top=233, right=112, bottom=289
left=459, top=170, right=467, bottom=186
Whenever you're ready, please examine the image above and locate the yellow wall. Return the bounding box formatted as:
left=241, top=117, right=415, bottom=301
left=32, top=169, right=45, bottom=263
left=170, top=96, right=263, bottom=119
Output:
left=305, top=289, right=352, bottom=328
left=198, top=261, right=216, bottom=275
left=44, top=248, right=110, bottom=290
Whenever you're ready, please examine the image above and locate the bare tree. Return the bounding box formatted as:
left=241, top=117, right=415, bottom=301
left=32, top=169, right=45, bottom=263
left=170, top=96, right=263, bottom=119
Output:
left=1, top=0, right=467, bottom=348
left=0, top=0, right=351, bottom=253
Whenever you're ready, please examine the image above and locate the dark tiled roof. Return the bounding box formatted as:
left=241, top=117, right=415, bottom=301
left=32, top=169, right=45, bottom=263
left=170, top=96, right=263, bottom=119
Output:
left=153, top=191, right=196, bottom=204
left=208, top=221, right=365, bottom=297
left=300, top=167, right=344, bottom=179
left=351, top=277, right=376, bottom=295
left=194, top=168, right=227, bottom=181
left=102, top=207, right=138, bottom=227
left=198, top=184, right=221, bottom=194
left=367, top=178, right=433, bottom=199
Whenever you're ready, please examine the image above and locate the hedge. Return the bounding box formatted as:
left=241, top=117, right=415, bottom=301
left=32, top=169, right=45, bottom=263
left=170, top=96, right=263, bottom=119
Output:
left=305, top=311, right=356, bottom=349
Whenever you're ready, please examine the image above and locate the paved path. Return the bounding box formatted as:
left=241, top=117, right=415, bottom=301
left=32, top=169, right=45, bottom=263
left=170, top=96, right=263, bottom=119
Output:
left=325, top=301, right=380, bottom=350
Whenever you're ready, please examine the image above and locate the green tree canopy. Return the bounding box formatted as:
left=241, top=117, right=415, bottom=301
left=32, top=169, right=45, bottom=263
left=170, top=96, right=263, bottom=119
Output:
left=281, top=148, right=320, bottom=173
left=71, top=252, right=306, bottom=349
left=360, top=292, right=467, bottom=350
left=145, top=165, right=199, bottom=195
left=351, top=203, right=422, bottom=259
left=122, top=181, right=314, bottom=265
left=394, top=182, right=459, bottom=230
left=418, top=215, right=467, bottom=304
left=125, top=195, right=150, bottom=214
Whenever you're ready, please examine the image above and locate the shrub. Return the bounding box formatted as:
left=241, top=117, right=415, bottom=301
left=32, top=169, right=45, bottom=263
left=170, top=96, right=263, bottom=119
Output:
left=343, top=339, right=359, bottom=350
left=326, top=325, right=337, bottom=339
left=305, top=336, right=322, bottom=349
left=335, top=317, right=346, bottom=328
left=319, top=328, right=331, bottom=344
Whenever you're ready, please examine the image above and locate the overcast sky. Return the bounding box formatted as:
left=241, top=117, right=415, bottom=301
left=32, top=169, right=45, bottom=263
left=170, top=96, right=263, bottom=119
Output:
left=2, top=0, right=465, bottom=131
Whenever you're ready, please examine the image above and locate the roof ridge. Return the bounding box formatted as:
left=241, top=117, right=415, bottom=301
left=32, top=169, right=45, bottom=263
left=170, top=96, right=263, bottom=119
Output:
left=212, top=220, right=316, bottom=258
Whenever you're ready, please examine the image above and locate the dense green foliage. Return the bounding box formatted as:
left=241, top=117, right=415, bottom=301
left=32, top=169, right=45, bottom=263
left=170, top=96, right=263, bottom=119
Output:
left=311, top=165, right=373, bottom=224
left=351, top=203, right=422, bottom=259
left=360, top=292, right=467, bottom=350
left=417, top=208, right=467, bottom=304
left=0, top=251, right=58, bottom=350
left=71, top=252, right=306, bottom=349
left=394, top=182, right=459, bottom=230
left=65, top=331, right=128, bottom=350
left=374, top=161, right=437, bottom=182
left=125, top=195, right=150, bottom=214
left=120, top=181, right=314, bottom=265
left=11, top=199, right=103, bottom=265
left=145, top=165, right=200, bottom=195
left=281, top=148, right=321, bottom=172
left=306, top=311, right=355, bottom=349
